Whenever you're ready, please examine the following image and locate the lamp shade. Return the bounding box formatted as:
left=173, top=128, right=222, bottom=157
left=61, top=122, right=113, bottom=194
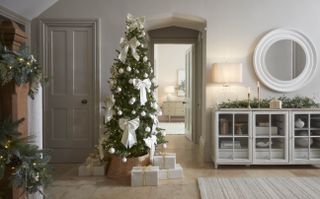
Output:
left=164, top=86, right=175, bottom=93
left=212, top=63, right=243, bottom=83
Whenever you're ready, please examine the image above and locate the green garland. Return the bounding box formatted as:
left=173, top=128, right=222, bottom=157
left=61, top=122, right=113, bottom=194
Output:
left=218, top=96, right=320, bottom=109
left=0, top=118, right=52, bottom=197
left=0, top=43, right=47, bottom=99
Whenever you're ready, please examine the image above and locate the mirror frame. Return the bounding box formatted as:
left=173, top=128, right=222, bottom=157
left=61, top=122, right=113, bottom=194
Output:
left=254, top=28, right=317, bottom=92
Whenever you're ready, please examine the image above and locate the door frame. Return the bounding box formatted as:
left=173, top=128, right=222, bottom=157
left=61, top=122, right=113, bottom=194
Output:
left=39, top=18, right=101, bottom=151
left=148, top=27, right=205, bottom=144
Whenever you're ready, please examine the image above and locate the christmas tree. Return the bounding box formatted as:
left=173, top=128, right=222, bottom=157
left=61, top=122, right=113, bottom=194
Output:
left=103, top=14, right=166, bottom=162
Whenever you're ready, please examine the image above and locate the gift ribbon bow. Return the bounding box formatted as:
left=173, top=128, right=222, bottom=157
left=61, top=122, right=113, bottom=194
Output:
left=127, top=13, right=145, bottom=31
left=118, top=37, right=141, bottom=63
left=120, top=117, right=140, bottom=148
left=133, top=79, right=151, bottom=105
left=143, top=135, right=157, bottom=163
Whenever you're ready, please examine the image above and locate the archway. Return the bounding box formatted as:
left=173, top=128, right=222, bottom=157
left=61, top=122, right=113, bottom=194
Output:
left=146, top=13, right=206, bottom=144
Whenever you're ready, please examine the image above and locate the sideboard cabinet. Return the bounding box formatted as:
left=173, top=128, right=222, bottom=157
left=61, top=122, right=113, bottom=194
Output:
left=213, top=109, right=320, bottom=168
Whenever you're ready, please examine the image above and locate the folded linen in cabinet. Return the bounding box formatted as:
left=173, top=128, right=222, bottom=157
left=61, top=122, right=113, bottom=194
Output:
left=159, top=164, right=183, bottom=179
left=131, top=166, right=159, bottom=186
left=153, top=153, right=176, bottom=169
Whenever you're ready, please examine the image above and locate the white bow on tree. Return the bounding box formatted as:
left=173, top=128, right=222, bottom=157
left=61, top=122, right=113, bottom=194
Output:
left=118, top=37, right=141, bottom=63
left=127, top=13, right=145, bottom=30
left=149, top=114, right=159, bottom=135
left=120, top=117, right=140, bottom=148
left=133, top=79, right=152, bottom=105
left=143, top=135, right=157, bottom=162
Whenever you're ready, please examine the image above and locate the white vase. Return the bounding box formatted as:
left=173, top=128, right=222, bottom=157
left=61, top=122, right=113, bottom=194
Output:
left=295, top=118, right=305, bottom=128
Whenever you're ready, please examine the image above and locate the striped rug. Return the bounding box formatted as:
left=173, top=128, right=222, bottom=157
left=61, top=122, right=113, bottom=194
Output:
left=198, top=177, right=320, bottom=199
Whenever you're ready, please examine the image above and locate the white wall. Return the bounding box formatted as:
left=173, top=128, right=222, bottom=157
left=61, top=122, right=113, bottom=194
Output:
left=155, top=44, right=190, bottom=103
left=32, top=0, right=320, bottom=161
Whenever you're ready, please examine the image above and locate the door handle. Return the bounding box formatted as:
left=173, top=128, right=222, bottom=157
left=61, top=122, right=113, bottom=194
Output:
left=81, top=99, right=88, bottom=104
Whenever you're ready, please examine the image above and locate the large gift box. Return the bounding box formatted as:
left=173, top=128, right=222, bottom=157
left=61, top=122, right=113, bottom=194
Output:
left=153, top=153, right=176, bottom=169
left=78, top=152, right=107, bottom=176
left=131, top=166, right=159, bottom=186
left=159, top=164, right=183, bottom=180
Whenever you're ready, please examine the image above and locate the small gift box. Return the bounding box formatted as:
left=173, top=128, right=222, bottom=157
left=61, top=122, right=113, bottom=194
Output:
left=78, top=165, right=92, bottom=176
left=269, top=99, right=282, bottom=109
left=131, top=166, right=159, bottom=186
left=159, top=164, right=183, bottom=180
left=153, top=153, right=176, bottom=169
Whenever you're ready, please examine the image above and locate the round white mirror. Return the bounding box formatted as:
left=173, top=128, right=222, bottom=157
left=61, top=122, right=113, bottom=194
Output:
left=254, top=29, right=317, bottom=92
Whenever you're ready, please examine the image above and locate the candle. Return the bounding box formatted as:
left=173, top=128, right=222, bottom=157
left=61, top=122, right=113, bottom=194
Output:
left=247, top=87, right=251, bottom=108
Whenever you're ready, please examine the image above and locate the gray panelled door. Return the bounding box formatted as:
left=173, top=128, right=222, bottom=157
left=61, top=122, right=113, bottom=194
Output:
left=44, top=23, right=95, bottom=163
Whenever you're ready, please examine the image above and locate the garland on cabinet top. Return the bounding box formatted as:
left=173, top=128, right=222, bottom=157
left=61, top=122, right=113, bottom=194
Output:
left=218, top=96, right=320, bottom=109
left=102, top=14, right=166, bottom=162
left=0, top=118, right=52, bottom=197
left=0, top=43, right=47, bottom=99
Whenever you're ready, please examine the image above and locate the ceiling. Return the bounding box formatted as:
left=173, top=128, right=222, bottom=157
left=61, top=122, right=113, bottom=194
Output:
left=0, top=0, right=58, bottom=20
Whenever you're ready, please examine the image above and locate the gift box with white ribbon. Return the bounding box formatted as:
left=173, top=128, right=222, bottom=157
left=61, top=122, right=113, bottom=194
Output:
left=131, top=166, right=159, bottom=186
left=159, top=164, right=183, bottom=180
left=153, top=153, right=176, bottom=169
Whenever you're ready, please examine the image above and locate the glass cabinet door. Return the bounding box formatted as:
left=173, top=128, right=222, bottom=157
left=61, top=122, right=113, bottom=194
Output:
left=253, top=112, right=288, bottom=163
left=217, top=112, right=251, bottom=162
left=293, top=113, right=320, bottom=161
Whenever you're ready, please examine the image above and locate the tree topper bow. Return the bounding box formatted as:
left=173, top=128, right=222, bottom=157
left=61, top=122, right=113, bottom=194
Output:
left=118, top=37, right=141, bottom=63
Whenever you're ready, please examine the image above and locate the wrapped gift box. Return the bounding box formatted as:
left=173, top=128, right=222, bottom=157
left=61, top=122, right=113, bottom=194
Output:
left=131, top=166, right=159, bottom=186
left=159, top=164, right=183, bottom=180
left=153, top=153, right=176, bottom=169
left=78, top=162, right=107, bottom=176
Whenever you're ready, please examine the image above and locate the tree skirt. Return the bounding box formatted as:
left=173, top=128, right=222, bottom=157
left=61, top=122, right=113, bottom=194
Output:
left=158, top=122, right=185, bottom=135
left=198, top=177, right=320, bottom=199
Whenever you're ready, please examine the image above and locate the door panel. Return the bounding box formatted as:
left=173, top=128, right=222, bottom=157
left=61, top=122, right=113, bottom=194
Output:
left=45, top=25, right=95, bottom=163
left=185, top=46, right=193, bottom=141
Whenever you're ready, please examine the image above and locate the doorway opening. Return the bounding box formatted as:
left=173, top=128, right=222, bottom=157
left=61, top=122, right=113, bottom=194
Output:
left=154, top=44, right=193, bottom=139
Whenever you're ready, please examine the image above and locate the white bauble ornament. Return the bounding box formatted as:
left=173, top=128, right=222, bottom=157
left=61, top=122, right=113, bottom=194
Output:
left=116, top=87, right=122, bottom=93
left=108, top=147, right=115, bottom=154
left=131, top=110, right=136, bottom=115
left=145, top=127, right=151, bottom=132
left=158, top=110, right=163, bottom=116
left=140, top=111, right=146, bottom=117
left=152, top=78, right=157, bottom=83
left=135, top=70, right=140, bottom=74
left=117, top=110, right=123, bottom=116
left=162, top=131, right=167, bottom=136
left=126, top=66, right=132, bottom=72
left=153, top=103, right=159, bottom=109
left=143, top=56, right=148, bottom=62
left=122, top=157, right=127, bottom=163
left=141, top=31, right=146, bottom=37
left=141, top=44, right=144, bottom=48
left=111, top=95, right=115, bottom=103
left=148, top=62, right=151, bottom=67
left=163, top=143, right=167, bottom=149
left=129, top=97, right=136, bottom=105
left=129, top=79, right=133, bottom=84
left=143, top=73, right=148, bottom=78
left=118, top=68, right=124, bottom=74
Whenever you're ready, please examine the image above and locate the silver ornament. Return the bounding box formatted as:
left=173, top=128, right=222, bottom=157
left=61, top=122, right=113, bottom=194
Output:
left=117, top=110, right=123, bottom=116
left=145, top=127, right=151, bottom=132
left=129, top=97, right=136, bottom=105
left=122, top=157, right=127, bottom=163
left=126, top=66, right=132, bottom=72
left=143, top=56, right=148, bottom=62
left=131, top=110, right=136, bottom=115
left=116, top=87, right=122, bottom=93
left=140, top=111, right=146, bottom=117
left=135, top=70, right=140, bottom=74
left=128, top=79, right=133, bottom=84
left=108, top=147, right=115, bottom=154
left=141, top=44, right=144, bottom=48
left=143, top=73, right=148, bottom=78
left=118, top=68, right=124, bottom=74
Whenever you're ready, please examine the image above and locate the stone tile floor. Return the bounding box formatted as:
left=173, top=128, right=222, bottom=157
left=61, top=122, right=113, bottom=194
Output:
left=45, top=135, right=320, bottom=199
